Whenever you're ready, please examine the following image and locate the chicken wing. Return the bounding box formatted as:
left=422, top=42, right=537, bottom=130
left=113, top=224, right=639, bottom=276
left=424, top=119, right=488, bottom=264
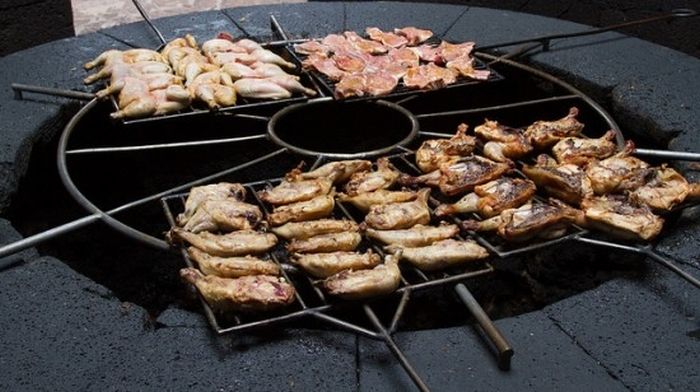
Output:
left=268, top=193, right=335, bottom=226
left=290, top=160, right=372, bottom=184
left=524, top=107, right=585, bottom=149
left=257, top=178, right=333, bottom=206
left=630, top=166, right=693, bottom=211
left=415, top=123, right=476, bottom=173
left=344, top=158, right=400, bottom=196
left=271, top=219, right=359, bottom=240
left=365, top=223, right=459, bottom=247
left=435, top=177, right=536, bottom=217
left=286, top=231, right=362, bottom=254
left=187, top=247, right=280, bottom=278
left=385, top=239, right=488, bottom=271
left=291, top=251, right=382, bottom=278
left=585, top=142, right=650, bottom=195
left=365, top=188, right=431, bottom=230
left=169, top=228, right=277, bottom=257
left=322, top=253, right=402, bottom=300
left=180, top=199, right=263, bottom=233
left=522, top=154, right=593, bottom=205
left=402, top=156, right=512, bottom=196
left=474, top=119, right=532, bottom=162
left=180, top=268, right=295, bottom=312
left=581, top=195, right=663, bottom=241
left=337, top=189, right=418, bottom=212
left=177, top=183, right=246, bottom=225
left=552, top=130, right=617, bottom=165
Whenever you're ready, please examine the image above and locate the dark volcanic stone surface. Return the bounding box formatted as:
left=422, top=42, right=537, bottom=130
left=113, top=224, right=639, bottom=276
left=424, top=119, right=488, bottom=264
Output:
left=0, top=218, right=38, bottom=270
left=344, top=2, right=468, bottom=38
left=223, top=3, right=345, bottom=39
left=359, top=311, right=627, bottom=391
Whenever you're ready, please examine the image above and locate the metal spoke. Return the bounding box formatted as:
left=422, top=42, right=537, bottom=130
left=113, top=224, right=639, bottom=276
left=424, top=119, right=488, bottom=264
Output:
left=66, top=134, right=267, bottom=155
left=633, top=148, right=700, bottom=161
left=12, top=83, right=95, bottom=101
left=415, top=95, right=579, bottom=119
left=311, top=312, right=381, bottom=339
left=130, top=0, right=166, bottom=44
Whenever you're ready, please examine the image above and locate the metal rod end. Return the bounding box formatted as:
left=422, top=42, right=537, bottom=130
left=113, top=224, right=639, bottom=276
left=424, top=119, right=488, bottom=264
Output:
left=672, top=9, right=697, bottom=18
left=498, top=348, right=514, bottom=371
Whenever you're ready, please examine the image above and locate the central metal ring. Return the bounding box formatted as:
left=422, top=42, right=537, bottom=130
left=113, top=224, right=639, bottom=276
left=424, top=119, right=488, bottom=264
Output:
left=267, top=99, right=419, bottom=159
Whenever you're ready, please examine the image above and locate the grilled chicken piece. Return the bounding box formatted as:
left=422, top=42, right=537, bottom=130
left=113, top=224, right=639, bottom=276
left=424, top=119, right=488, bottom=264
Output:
left=303, top=53, right=347, bottom=81
left=581, top=195, right=663, bottom=241
left=523, top=154, right=593, bottom=205
left=365, top=223, right=459, bottom=247
left=271, top=219, right=359, bottom=240
left=437, top=41, right=476, bottom=62
left=363, top=71, right=400, bottom=96
left=403, top=64, right=458, bottom=89
left=416, top=123, right=477, bottom=173
left=474, top=119, right=532, bottom=162
left=187, top=247, right=280, bottom=278
left=524, top=107, right=585, bottom=149
left=233, top=78, right=292, bottom=100
left=169, top=228, right=277, bottom=257
left=84, top=49, right=166, bottom=70
left=286, top=231, right=362, bottom=254
left=388, top=47, right=420, bottom=68
left=344, top=158, right=400, bottom=196
left=292, top=251, right=381, bottom=279
left=394, top=27, right=433, bottom=46
left=294, top=40, right=330, bottom=56
left=268, top=194, right=335, bottom=226
left=462, top=200, right=583, bottom=242
left=333, top=51, right=367, bottom=73
left=402, top=156, right=512, bottom=196
left=291, top=160, right=372, bottom=184
left=446, top=56, right=490, bottom=80
left=335, top=73, right=367, bottom=99
left=386, top=239, right=488, bottom=271
left=585, top=142, right=650, bottom=195
left=435, top=177, right=536, bottom=217
left=322, top=253, right=401, bottom=299
left=337, top=189, right=417, bottom=212
left=187, top=70, right=237, bottom=109
left=343, top=31, right=389, bottom=54
left=258, top=178, right=333, bottom=206
left=410, top=44, right=441, bottom=62
left=366, top=27, right=409, bottom=48
left=630, top=166, right=694, bottom=211
left=552, top=130, right=617, bottom=165
left=365, top=188, right=431, bottom=230
left=181, top=199, right=262, bottom=233
left=178, top=183, right=246, bottom=225
left=180, top=268, right=294, bottom=312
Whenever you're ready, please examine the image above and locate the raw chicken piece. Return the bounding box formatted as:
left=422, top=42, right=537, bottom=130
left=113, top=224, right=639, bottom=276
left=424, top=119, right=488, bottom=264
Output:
left=258, top=178, right=333, bottom=206
left=322, top=253, right=402, bottom=299
left=271, top=219, right=359, bottom=240
left=365, top=223, right=459, bottom=247
left=435, top=177, right=536, bottom=217
left=337, top=189, right=417, bottom=212
left=394, top=27, right=434, bottom=46
left=333, top=51, right=367, bottom=73
left=552, top=130, right=617, bottom=165
left=581, top=195, right=663, bottom=241
left=291, top=251, right=381, bottom=278
left=201, top=38, right=249, bottom=57
left=294, top=40, right=330, bottom=56
left=303, top=53, right=347, bottom=81
left=268, top=194, right=335, bottom=226
left=177, top=183, right=246, bottom=225
left=187, top=70, right=237, bottom=109
left=84, top=49, right=166, bottom=70
left=630, top=166, right=693, bottom=211
left=524, top=107, right=585, bottom=149
left=180, top=268, right=295, bottom=312
left=187, top=247, right=280, bottom=278
left=522, top=154, right=593, bottom=205
left=221, top=62, right=260, bottom=80
left=84, top=60, right=172, bottom=85
left=415, top=123, right=476, bottom=173
left=365, top=188, right=431, bottom=230
left=266, top=75, right=317, bottom=96
left=321, top=34, right=354, bottom=52
left=403, top=64, right=452, bottom=89
left=208, top=51, right=257, bottom=66
left=366, top=27, right=409, bottom=48
left=286, top=231, right=362, bottom=253
left=409, top=44, right=442, bottom=62
left=335, top=73, right=367, bottom=99
left=585, top=141, right=649, bottom=195
left=388, top=47, right=420, bottom=68
left=437, top=41, right=475, bottom=62
left=233, top=78, right=292, bottom=100
left=385, top=239, right=489, bottom=271
left=110, top=82, right=191, bottom=119
left=446, top=56, right=490, bottom=80
left=169, top=228, right=277, bottom=257
left=363, top=71, right=400, bottom=96
left=290, top=160, right=372, bottom=184
left=181, top=199, right=262, bottom=233
left=402, top=156, right=512, bottom=196
left=344, top=31, right=389, bottom=54
left=474, top=119, right=532, bottom=162
left=248, top=48, right=296, bottom=69
left=344, top=158, right=400, bottom=196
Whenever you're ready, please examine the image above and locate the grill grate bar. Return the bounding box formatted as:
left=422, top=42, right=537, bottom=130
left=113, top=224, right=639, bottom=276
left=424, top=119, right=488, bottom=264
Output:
left=415, top=94, right=579, bottom=119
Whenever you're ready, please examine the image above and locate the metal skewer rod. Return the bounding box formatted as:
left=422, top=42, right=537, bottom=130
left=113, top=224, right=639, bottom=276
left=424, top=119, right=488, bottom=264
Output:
left=65, top=134, right=267, bottom=155
left=12, top=83, right=95, bottom=101
left=633, top=148, right=700, bottom=161
left=130, top=0, right=167, bottom=45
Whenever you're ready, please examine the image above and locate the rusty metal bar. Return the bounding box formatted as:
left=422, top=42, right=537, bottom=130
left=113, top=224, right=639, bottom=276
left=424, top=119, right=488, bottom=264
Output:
left=12, top=83, right=95, bottom=101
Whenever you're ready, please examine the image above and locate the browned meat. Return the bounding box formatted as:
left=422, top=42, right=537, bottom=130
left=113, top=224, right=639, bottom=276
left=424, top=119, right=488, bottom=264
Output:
left=522, top=154, right=593, bottom=205
left=337, top=189, right=418, bottom=212
left=267, top=193, right=335, bottom=226
left=524, top=107, right=585, bottom=149
left=257, top=178, right=333, bottom=206
left=365, top=188, right=431, bottom=230
left=180, top=199, right=262, bottom=233
left=581, top=195, right=663, bottom=241
left=394, top=27, right=434, bottom=46
left=365, top=223, right=459, bottom=247
left=385, top=239, right=489, bottom=271
left=271, top=219, right=359, bottom=240
left=474, top=119, right=532, bottom=162
left=415, top=123, right=477, bottom=173
left=366, top=27, right=409, bottom=48
left=552, top=130, right=617, bottom=165
left=585, top=142, right=650, bottom=195
left=187, top=247, right=280, bottom=278
left=402, top=155, right=512, bottom=196
left=177, top=183, right=246, bottom=225
left=630, top=166, right=693, bottom=211
left=344, top=158, right=400, bottom=196
left=169, top=228, right=277, bottom=257
left=291, top=251, right=382, bottom=278
left=322, top=253, right=402, bottom=299
left=286, top=231, right=362, bottom=254
left=436, top=177, right=536, bottom=217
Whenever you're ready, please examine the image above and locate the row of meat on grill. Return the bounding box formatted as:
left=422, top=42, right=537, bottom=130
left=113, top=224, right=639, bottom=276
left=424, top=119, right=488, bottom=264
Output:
left=83, top=33, right=316, bottom=119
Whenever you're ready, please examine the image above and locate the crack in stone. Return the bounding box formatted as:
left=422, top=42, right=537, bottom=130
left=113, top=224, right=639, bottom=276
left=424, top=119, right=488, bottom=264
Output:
left=97, top=32, right=138, bottom=49
left=437, top=6, right=471, bottom=40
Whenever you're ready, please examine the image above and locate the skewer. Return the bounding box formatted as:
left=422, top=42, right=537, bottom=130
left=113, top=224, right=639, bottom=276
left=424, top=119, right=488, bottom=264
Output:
left=633, top=148, right=700, bottom=161
left=130, top=0, right=167, bottom=45
left=12, top=83, right=95, bottom=101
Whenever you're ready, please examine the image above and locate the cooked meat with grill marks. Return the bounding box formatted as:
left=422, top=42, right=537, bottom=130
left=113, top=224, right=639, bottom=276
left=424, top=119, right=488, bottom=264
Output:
left=291, top=251, right=382, bottom=278
left=180, top=268, right=295, bottom=312
left=187, top=247, right=280, bottom=278
left=366, top=27, right=409, bottom=48
left=268, top=193, right=335, bottom=226
left=365, top=223, right=459, bottom=247
left=552, top=130, right=617, bottom=165
left=437, top=41, right=475, bottom=62
left=462, top=199, right=583, bottom=242
left=402, top=155, right=512, bottom=196
left=630, top=166, right=695, bottom=211
left=581, top=195, right=663, bottom=241
left=181, top=199, right=263, bottom=233
left=524, top=107, right=585, bottom=149
left=585, top=142, right=650, bottom=195
left=337, top=189, right=418, bottom=212
left=385, top=239, right=489, bottom=271
left=344, top=31, right=389, bottom=54
left=335, top=73, right=367, bottom=98
left=523, top=154, right=593, bottom=205
left=169, top=228, right=277, bottom=256
left=446, top=56, right=491, bottom=80
left=365, top=188, right=431, bottom=230
left=435, top=177, right=536, bottom=217
left=258, top=178, right=333, bottom=206
left=177, top=183, right=246, bottom=225
left=286, top=231, right=362, bottom=254
left=474, top=119, right=532, bottom=162
left=272, top=219, right=359, bottom=240
left=344, top=158, right=400, bottom=196
left=416, top=123, right=476, bottom=173
left=394, top=27, right=434, bottom=46
left=291, top=160, right=372, bottom=184
left=322, top=253, right=402, bottom=299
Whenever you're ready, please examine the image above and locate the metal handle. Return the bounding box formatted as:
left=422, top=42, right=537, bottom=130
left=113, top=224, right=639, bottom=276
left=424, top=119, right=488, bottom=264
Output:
left=130, top=0, right=166, bottom=44
left=454, top=283, right=513, bottom=370
left=12, top=83, right=95, bottom=101
left=633, top=148, right=700, bottom=161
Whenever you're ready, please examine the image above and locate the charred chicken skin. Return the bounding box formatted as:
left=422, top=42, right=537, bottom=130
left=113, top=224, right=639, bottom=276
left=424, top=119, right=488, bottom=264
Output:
left=552, top=130, right=617, bottom=165
left=322, top=253, right=402, bottom=300
left=365, top=223, right=459, bottom=247
left=364, top=188, right=431, bottom=230
left=271, top=219, right=359, bottom=240
left=187, top=247, right=280, bottom=278
left=585, top=142, right=650, bottom=195
left=522, top=154, right=593, bottom=205
left=580, top=195, right=663, bottom=241
left=290, top=160, right=372, bottom=184
left=474, top=119, right=532, bottom=162
left=385, top=239, right=489, bottom=271
left=524, top=107, right=585, bottom=149
left=344, top=158, right=400, bottom=196
left=401, top=156, right=512, bottom=196
left=291, top=251, right=382, bottom=278
left=630, top=166, right=699, bottom=211
left=415, top=123, right=477, bottom=173
left=435, top=177, right=536, bottom=218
